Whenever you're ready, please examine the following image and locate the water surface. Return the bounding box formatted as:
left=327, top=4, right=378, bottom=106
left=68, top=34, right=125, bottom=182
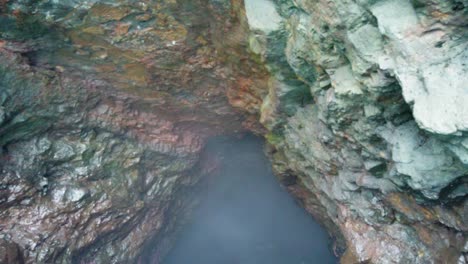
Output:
left=163, top=135, right=337, bottom=264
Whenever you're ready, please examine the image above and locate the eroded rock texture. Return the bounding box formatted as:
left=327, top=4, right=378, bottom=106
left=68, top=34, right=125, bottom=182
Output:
left=241, top=0, right=467, bottom=263
left=0, top=0, right=263, bottom=263
left=0, top=0, right=467, bottom=263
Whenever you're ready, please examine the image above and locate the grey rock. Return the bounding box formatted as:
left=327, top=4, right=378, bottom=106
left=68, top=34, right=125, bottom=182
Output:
left=390, top=122, right=467, bottom=199
left=370, top=0, right=468, bottom=135
left=52, top=141, right=76, bottom=161
left=65, top=186, right=88, bottom=202
left=244, top=0, right=283, bottom=34
left=0, top=107, right=5, bottom=125
left=246, top=0, right=468, bottom=262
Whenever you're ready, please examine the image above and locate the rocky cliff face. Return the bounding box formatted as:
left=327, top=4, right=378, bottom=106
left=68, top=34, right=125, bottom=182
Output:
left=0, top=0, right=467, bottom=263
left=0, top=0, right=261, bottom=263
left=241, top=0, right=467, bottom=263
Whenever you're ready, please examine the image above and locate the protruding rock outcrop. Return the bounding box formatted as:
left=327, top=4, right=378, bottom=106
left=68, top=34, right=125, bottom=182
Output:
left=241, top=0, right=467, bottom=262
left=0, top=0, right=262, bottom=262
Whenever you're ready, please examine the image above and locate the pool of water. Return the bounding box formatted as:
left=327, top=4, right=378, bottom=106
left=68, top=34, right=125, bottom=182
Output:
left=163, top=135, right=337, bottom=264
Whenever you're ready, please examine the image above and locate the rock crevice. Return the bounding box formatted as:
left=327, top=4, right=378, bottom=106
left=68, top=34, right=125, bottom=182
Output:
left=241, top=0, right=467, bottom=262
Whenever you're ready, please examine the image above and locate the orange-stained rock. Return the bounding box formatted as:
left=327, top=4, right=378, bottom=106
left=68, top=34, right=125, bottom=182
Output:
left=115, top=22, right=132, bottom=36
left=87, top=3, right=132, bottom=23
left=0, top=0, right=266, bottom=263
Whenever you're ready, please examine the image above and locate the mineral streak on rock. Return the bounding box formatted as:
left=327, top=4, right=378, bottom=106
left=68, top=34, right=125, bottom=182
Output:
left=0, top=0, right=266, bottom=263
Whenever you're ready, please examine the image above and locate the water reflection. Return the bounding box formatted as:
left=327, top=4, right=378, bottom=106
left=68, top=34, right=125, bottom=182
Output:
left=163, top=135, right=337, bottom=264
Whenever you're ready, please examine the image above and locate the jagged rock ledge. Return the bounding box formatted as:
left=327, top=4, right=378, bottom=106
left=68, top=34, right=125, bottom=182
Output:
left=240, top=0, right=467, bottom=263
left=0, top=0, right=262, bottom=262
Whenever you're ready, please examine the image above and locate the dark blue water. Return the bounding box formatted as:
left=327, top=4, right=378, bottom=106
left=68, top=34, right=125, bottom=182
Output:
left=163, top=135, right=337, bottom=264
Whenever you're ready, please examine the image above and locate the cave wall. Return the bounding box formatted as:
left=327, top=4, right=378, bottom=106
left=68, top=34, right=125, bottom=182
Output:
left=0, top=42, right=210, bottom=264
left=0, top=0, right=261, bottom=263
left=0, top=0, right=467, bottom=263
left=241, top=0, right=467, bottom=262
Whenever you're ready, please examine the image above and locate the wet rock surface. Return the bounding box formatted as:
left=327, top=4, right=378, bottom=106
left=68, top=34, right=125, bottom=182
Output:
left=240, top=0, right=467, bottom=263
left=0, top=0, right=264, bottom=263
left=0, top=0, right=467, bottom=263
left=0, top=47, right=212, bottom=263
left=163, top=135, right=336, bottom=264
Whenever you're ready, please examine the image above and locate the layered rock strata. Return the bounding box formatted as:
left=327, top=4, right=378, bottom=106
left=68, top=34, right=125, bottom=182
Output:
left=241, top=0, right=468, bottom=262
left=0, top=0, right=262, bottom=262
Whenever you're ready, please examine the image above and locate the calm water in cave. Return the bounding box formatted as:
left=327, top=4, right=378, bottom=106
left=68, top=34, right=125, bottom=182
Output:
left=163, top=135, right=337, bottom=264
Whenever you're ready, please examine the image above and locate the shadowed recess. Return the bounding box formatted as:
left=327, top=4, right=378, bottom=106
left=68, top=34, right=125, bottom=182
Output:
left=163, top=135, right=337, bottom=264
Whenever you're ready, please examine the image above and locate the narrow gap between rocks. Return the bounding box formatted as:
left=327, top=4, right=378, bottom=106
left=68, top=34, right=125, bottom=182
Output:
left=161, top=134, right=337, bottom=264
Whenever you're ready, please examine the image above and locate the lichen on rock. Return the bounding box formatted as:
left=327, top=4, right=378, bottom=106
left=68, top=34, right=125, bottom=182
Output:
left=239, top=0, right=467, bottom=262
